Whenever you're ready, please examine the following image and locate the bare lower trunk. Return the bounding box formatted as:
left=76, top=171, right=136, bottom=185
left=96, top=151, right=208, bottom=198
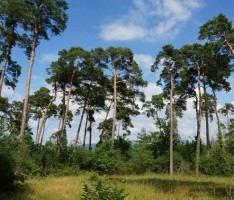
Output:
left=212, top=89, right=224, bottom=148
left=20, top=31, right=38, bottom=138
left=39, top=121, right=46, bottom=145
left=83, top=111, right=89, bottom=148
left=169, top=74, right=174, bottom=176
left=74, top=94, right=89, bottom=147
left=36, top=82, right=57, bottom=144
left=195, top=64, right=202, bottom=176
left=111, top=69, right=117, bottom=144
left=35, top=117, right=41, bottom=144
left=202, top=74, right=210, bottom=157
left=0, top=48, right=10, bottom=96
left=99, top=100, right=113, bottom=142
left=60, top=71, right=74, bottom=133
left=89, top=117, right=92, bottom=150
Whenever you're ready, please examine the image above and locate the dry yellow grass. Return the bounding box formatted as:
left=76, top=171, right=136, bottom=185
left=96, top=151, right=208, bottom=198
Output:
left=1, top=173, right=234, bottom=200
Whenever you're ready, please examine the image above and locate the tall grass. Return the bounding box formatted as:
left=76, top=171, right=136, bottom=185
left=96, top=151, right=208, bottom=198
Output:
left=0, top=173, right=233, bottom=200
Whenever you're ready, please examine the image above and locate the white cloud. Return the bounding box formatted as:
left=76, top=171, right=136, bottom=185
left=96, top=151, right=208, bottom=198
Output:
left=2, top=85, right=23, bottom=101
left=134, top=54, right=154, bottom=70
left=143, top=82, right=163, bottom=101
left=100, top=23, right=146, bottom=41
left=40, top=53, right=58, bottom=64
left=100, top=0, right=203, bottom=41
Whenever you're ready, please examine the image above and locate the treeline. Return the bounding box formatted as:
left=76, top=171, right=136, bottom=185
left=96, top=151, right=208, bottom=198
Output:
left=1, top=0, right=234, bottom=192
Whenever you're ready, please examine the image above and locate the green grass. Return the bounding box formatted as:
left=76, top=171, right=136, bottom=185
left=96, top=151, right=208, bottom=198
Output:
left=0, top=173, right=234, bottom=200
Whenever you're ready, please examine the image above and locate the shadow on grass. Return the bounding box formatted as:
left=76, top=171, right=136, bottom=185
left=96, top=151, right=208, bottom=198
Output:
left=0, top=183, right=35, bottom=200
left=111, top=176, right=234, bottom=199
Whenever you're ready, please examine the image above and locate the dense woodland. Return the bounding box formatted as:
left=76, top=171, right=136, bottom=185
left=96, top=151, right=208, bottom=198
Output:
left=1, top=0, right=234, bottom=193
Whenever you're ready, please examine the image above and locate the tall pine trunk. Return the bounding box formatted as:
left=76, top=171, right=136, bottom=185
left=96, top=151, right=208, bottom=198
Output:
left=74, top=91, right=90, bottom=147
left=212, top=89, right=224, bottom=148
left=0, top=47, right=10, bottom=96
left=89, top=113, right=92, bottom=150
left=20, top=29, right=38, bottom=138
left=111, top=69, right=117, bottom=144
left=83, top=110, right=89, bottom=148
left=169, top=73, right=174, bottom=176
left=202, top=73, right=210, bottom=156
left=99, top=100, right=113, bottom=142
left=60, top=71, right=75, bottom=133
left=195, top=64, right=202, bottom=176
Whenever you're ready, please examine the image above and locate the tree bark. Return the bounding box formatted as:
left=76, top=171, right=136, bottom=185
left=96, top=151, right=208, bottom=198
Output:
left=169, top=73, right=174, bottom=176
left=74, top=91, right=90, bottom=147
left=212, top=89, right=224, bottom=148
left=20, top=28, right=38, bottom=138
left=224, top=36, right=234, bottom=56
left=202, top=73, right=210, bottom=157
left=89, top=114, right=92, bottom=151
left=0, top=47, right=10, bottom=96
left=39, top=120, right=46, bottom=145
left=111, top=68, right=117, bottom=144
left=35, top=117, right=41, bottom=144
left=99, top=100, right=113, bottom=142
left=60, top=71, right=75, bottom=133
left=36, top=82, right=57, bottom=144
left=195, top=64, right=202, bottom=176
left=83, top=110, right=89, bottom=148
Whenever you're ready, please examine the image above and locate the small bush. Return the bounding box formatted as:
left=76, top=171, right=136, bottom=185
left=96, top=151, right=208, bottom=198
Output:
left=81, top=179, right=127, bottom=200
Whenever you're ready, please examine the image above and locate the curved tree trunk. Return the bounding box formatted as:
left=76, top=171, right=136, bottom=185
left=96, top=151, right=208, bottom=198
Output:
left=20, top=29, right=38, bottom=138
left=36, top=82, right=57, bottom=144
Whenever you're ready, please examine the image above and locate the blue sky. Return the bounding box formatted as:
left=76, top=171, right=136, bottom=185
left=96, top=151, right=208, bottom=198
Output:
left=3, top=0, right=234, bottom=143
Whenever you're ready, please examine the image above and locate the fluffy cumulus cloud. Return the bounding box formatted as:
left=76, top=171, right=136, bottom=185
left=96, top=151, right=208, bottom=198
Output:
left=134, top=54, right=155, bottom=70
left=100, top=0, right=203, bottom=41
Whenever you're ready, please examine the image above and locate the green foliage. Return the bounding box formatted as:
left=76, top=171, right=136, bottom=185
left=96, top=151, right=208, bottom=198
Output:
left=200, top=147, right=234, bottom=176
left=73, top=147, right=94, bottom=170
left=0, top=152, right=17, bottom=191
left=81, top=178, right=127, bottom=200
left=94, top=140, right=120, bottom=175
left=154, top=152, right=187, bottom=174
left=0, top=133, right=36, bottom=191
left=128, top=145, right=155, bottom=174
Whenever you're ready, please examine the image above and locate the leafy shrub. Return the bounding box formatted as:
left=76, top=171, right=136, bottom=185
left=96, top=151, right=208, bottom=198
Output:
left=200, top=147, right=234, bottom=176
left=73, top=147, right=94, bottom=170
left=93, top=140, right=120, bottom=174
left=128, top=146, right=155, bottom=174
left=0, top=134, right=35, bottom=191
left=81, top=179, right=127, bottom=200
left=154, top=152, right=189, bottom=174
left=0, top=153, right=18, bottom=191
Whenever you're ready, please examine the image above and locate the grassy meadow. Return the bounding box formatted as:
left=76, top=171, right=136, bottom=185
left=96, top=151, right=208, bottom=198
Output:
left=0, top=173, right=234, bottom=200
